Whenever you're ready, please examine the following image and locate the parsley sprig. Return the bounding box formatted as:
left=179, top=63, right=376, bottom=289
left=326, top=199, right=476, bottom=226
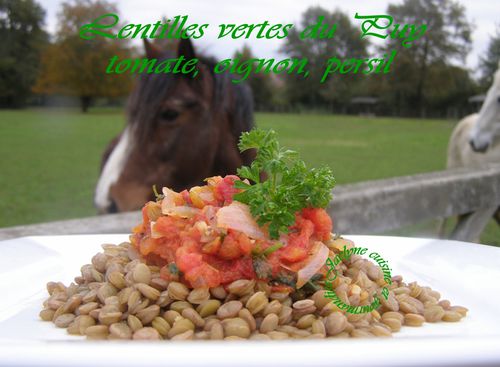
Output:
left=234, top=129, right=335, bottom=239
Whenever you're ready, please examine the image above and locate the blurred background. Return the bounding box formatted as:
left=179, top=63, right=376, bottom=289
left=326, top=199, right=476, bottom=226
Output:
left=0, top=0, right=498, bottom=244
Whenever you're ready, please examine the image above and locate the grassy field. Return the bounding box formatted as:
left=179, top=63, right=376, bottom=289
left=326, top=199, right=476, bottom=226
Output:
left=0, top=108, right=498, bottom=245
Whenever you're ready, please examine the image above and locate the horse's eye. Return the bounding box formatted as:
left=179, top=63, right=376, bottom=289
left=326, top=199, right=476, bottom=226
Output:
left=497, top=96, right=500, bottom=103
left=160, top=109, right=179, bottom=122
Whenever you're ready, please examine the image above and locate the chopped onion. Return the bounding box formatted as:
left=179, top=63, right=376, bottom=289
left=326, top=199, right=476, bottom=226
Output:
left=164, top=205, right=200, bottom=219
left=296, top=241, right=330, bottom=289
left=150, top=221, right=163, bottom=239
left=216, top=201, right=266, bottom=240
left=202, top=205, right=219, bottom=228
left=161, top=187, right=180, bottom=214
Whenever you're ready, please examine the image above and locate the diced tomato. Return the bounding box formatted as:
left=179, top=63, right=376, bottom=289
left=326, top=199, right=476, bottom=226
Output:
left=202, top=237, right=221, bottom=255
left=138, top=236, right=156, bottom=256
left=286, top=217, right=314, bottom=249
left=237, top=232, right=253, bottom=255
left=184, top=263, right=221, bottom=288
left=235, top=257, right=255, bottom=280
left=176, top=252, right=203, bottom=273
left=219, top=258, right=255, bottom=284
left=201, top=255, right=255, bottom=285
left=180, top=237, right=199, bottom=252
left=293, top=216, right=315, bottom=241
left=277, top=215, right=315, bottom=263
left=302, top=208, right=333, bottom=241
left=185, top=225, right=203, bottom=243
left=218, top=233, right=241, bottom=260
left=213, top=175, right=240, bottom=204
left=217, top=231, right=253, bottom=259
left=280, top=245, right=308, bottom=262
left=155, top=216, right=182, bottom=239
left=154, top=245, right=170, bottom=261
left=175, top=243, right=203, bottom=272
left=154, top=239, right=178, bottom=263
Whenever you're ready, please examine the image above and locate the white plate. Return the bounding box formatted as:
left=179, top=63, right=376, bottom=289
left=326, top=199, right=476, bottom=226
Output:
left=0, top=234, right=499, bottom=367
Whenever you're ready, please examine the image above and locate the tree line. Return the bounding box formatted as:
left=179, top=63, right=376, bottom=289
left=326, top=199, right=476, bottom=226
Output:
left=0, top=0, right=499, bottom=117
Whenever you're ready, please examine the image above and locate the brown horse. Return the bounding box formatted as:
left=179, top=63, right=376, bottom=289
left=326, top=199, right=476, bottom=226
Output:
left=94, top=39, right=255, bottom=213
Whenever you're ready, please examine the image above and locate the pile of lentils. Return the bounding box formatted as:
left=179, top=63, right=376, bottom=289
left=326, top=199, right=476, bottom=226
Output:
left=39, top=241, right=468, bottom=340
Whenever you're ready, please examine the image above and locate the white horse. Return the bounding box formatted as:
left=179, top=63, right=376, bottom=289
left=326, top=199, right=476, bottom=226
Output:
left=444, top=62, right=500, bottom=239
left=448, top=64, right=500, bottom=167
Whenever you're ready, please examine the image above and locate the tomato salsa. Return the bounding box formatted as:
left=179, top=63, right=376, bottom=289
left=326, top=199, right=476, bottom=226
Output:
left=130, top=175, right=333, bottom=289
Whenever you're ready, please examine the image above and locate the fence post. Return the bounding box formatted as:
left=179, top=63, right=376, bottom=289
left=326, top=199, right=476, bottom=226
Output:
left=450, top=206, right=499, bottom=242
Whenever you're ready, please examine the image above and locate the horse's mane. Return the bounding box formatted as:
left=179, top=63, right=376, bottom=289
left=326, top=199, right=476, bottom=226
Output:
left=127, top=51, right=254, bottom=145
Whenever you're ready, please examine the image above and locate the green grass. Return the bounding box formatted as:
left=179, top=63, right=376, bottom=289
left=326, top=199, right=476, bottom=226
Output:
left=257, top=113, right=454, bottom=185
left=0, top=108, right=498, bottom=245
left=0, top=108, right=125, bottom=226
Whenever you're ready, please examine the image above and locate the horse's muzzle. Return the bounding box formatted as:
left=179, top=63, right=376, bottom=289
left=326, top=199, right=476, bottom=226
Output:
left=97, top=199, right=118, bottom=214
left=469, top=139, right=489, bottom=153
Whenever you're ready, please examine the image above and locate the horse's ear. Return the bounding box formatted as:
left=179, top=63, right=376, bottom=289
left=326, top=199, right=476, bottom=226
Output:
left=177, top=38, right=196, bottom=59
left=144, top=39, right=162, bottom=59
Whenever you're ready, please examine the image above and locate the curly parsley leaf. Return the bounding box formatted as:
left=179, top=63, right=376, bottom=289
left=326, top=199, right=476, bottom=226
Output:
left=234, top=129, right=335, bottom=239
